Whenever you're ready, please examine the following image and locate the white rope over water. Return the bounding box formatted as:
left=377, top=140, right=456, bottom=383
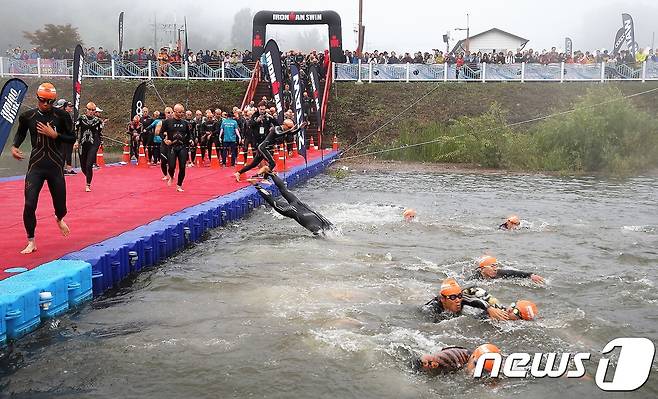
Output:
left=338, top=85, right=658, bottom=161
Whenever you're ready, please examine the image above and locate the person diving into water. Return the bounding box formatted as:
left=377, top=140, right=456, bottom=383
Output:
left=252, top=167, right=334, bottom=236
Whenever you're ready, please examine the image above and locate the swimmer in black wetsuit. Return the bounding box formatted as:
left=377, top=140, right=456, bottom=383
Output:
left=469, top=255, right=545, bottom=284
left=422, top=278, right=510, bottom=322
left=252, top=168, right=333, bottom=236
left=159, top=104, right=192, bottom=192
left=234, top=119, right=307, bottom=181
left=413, top=344, right=501, bottom=376
left=499, top=214, right=520, bottom=230
left=11, top=83, right=75, bottom=254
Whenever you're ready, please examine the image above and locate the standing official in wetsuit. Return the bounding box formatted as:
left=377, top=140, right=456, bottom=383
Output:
left=159, top=104, right=192, bottom=192
left=253, top=168, right=333, bottom=236
left=11, top=83, right=75, bottom=254
left=74, top=102, right=103, bottom=192
left=234, top=119, right=307, bottom=181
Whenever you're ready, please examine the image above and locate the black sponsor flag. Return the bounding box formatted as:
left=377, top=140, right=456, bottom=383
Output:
left=0, top=78, right=28, bottom=155
left=184, top=16, right=189, bottom=61
left=119, top=12, right=124, bottom=55
left=72, top=44, right=84, bottom=122
left=289, top=64, right=306, bottom=161
left=622, top=13, right=637, bottom=56
left=131, top=82, right=147, bottom=120
left=613, top=27, right=626, bottom=55
left=262, top=39, right=285, bottom=123
left=308, top=64, right=322, bottom=152
left=565, top=37, right=573, bottom=57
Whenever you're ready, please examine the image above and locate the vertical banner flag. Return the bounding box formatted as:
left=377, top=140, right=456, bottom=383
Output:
left=565, top=37, right=573, bottom=57
left=119, top=12, right=124, bottom=55
left=262, top=39, right=285, bottom=123
left=289, top=64, right=307, bottom=161
left=131, top=82, right=147, bottom=120
left=622, top=13, right=637, bottom=56
left=613, top=27, right=626, bottom=55
left=308, top=64, right=322, bottom=152
left=72, top=44, right=84, bottom=122
left=0, top=78, right=28, bottom=155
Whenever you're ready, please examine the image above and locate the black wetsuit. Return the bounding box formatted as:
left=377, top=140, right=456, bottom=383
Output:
left=76, top=115, right=103, bottom=185
left=238, top=124, right=301, bottom=175
left=160, top=118, right=192, bottom=186
left=250, top=111, right=279, bottom=146
left=13, top=107, right=75, bottom=239
left=255, top=173, right=333, bottom=236
left=127, top=122, right=142, bottom=159
left=140, top=115, right=154, bottom=162
left=59, top=110, right=74, bottom=169
left=422, top=286, right=500, bottom=322
left=468, top=268, right=533, bottom=280
left=201, top=119, right=217, bottom=161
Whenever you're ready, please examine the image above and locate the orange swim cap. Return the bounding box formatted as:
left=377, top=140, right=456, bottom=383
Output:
left=403, top=208, right=416, bottom=220
left=36, top=83, right=57, bottom=100
left=467, top=343, right=501, bottom=373
left=511, top=300, right=538, bottom=320
left=478, top=255, right=497, bottom=268
left=506, top=215, right=520, bottom=225
left=439, top=277, right=461, bottom=296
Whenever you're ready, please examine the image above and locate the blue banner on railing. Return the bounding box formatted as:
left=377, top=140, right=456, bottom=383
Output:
left=0, top=78, right=28, bottom=155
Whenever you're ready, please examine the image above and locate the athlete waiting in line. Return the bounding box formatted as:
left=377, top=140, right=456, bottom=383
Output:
left=11, top=83, right=75, bottom=254
left=469, top=255, right=545, bottom=284
left=422, top=278, right=510, bottom=322
left=252, top=167, right=334, bottom=236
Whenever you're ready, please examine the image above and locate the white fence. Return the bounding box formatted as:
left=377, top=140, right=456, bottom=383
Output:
left=0, top=58, right=254, bottom=80
left=334, top=60, right=658, bottom=82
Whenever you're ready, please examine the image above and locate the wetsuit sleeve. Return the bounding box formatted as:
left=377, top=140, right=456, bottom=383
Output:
left=57, top=113, right=75, bottom=143
left=461, top=287, right=498, bottom=311
left=12, top=112, right=29, bottom=148
left=268, top=173, right=299, bottom=204
left=497, top=269, right=533, bottom=278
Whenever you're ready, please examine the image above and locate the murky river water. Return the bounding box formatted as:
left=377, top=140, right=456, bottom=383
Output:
left=1, top=166, right=657, bottom=398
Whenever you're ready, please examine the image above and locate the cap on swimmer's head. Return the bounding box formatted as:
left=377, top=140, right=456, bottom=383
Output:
left=467, top=343, right=501, bottom=373
left=403, top=208, right=416, bottom=221
left=439, top=277, right=461, bottom=296
left=414, top=354, right=438, bottom=372
left=478, top=255, right=497, bottom=268
left=509, top=300, right=538, bottom=320
left=506, top=215, right=520, bottom=226
left=282, top=119, right=294, bottom=129
left=36, top=82, right=57, bottom=100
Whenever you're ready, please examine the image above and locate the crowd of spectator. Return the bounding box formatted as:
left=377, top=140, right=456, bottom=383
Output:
left=6, top=44, right=658, bottom=68
left=344, top=46, right=658, bottom=66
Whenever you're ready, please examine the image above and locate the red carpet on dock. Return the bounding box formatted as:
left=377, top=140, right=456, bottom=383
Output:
left=0, top=153, right=323, bottom=281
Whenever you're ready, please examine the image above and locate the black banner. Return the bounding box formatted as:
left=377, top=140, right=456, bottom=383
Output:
left=289, top=64, right=306, bottom=160
left=184, top=16, right=189, bottom=61
left=308, top=64, right=322, bottom=132
left=119, top=12, right=124, bottom=55
left=565, top=37, right=572, bottom=57
left=263, top=39, right=285, bottom=123
left=622, top=13, right=637, bottom=56
left=131, top=82, right=146, bottom=120
left=72, top=44, right=84, bottom=122
left=0, top=78, right=28, bottom=155
left=613, top=27, right=626, bottom=55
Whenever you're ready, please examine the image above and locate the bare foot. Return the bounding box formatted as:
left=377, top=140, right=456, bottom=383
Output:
left=20, top=240, right=37, bottom=254
left=234, top=172, right=241, bottom=182
left=167, top=177, right=172, bottom=186
left=161, top=175, right=168, bottom=181
left=177, top=186, right=184, bottom=192
left=57, top=218, right=70, bottom=236
left=85, top=185, right=91, bottom=192
left=257, top=165, right=271, bottom=175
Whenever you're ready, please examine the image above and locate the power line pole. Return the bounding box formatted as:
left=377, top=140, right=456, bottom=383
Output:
left=356, top=0, right=364, bottom=56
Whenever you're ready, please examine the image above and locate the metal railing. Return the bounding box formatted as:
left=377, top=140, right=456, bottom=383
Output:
left=336, top=60, right=658, bottom=82
left=0, top=57, right=254, bottom=81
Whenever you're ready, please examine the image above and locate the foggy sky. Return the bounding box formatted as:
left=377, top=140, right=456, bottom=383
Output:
left=2, top=0, right=657, bottom=55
